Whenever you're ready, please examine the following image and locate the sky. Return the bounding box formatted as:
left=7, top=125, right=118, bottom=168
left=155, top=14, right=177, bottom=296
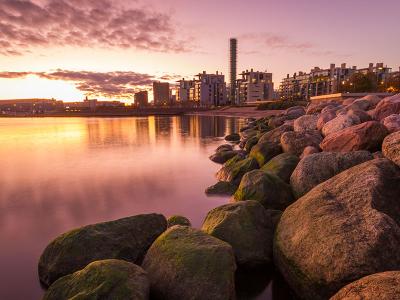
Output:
left=0, top=0, right=399, bottom=103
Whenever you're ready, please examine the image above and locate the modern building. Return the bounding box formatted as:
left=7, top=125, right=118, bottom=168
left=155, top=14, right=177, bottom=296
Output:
left=176, top=79, right=195, bottom=102
left=230, top=38, right=238, bottom=104
left=134, top=91, right=148, bottom=107
left=280, top=62, right=395, bottom=101
left=236, top=69, right=273, bottom=103
left=153, top=81, right=170, bottom=105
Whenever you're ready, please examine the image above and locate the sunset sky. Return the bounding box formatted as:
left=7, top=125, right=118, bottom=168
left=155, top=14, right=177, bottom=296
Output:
left=0, top=0, right=399, bottom=103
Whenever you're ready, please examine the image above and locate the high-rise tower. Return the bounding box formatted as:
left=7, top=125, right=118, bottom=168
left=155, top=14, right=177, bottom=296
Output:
left=230, top=38, right=237, bottom=104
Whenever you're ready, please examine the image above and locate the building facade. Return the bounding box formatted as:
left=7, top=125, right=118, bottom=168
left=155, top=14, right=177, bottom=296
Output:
left=153, top=81, right=170, bottom=105
left=134, top=91, right=148, bottom=107
left=236, top=69, right=273, bottom=103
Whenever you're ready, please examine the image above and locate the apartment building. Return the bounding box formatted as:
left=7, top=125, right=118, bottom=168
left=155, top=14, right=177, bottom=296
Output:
left=236, top=69, right=273, bottom=103
left=134, top=91, right=148, bottom=107
left=153, top=81, right=170, bottom=105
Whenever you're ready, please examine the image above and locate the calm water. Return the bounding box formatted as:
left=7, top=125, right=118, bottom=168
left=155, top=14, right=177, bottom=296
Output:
left=0, top=116, right=294, bottom=300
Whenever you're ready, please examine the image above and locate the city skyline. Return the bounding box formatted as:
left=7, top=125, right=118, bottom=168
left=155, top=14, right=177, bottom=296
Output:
left=0, top=0, right=399, bottom=103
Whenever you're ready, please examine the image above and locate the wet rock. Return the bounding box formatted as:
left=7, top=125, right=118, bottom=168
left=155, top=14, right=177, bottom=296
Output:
left=225, top=133, right=241, bottom=142
left=330, top=271, right=400, bottom=300
left=233, top=170, right=294, bottom=210
left=294, top=115, right=319, bottom=132
left=43, top=259, right=149, bottom=300
left=209, top=150, right=239, bottom=164
left=290, top=151, right=374, bottom=198
left=216, top=144, right=234, bottom=153
left=202, top=201, right=274, bottom=267
left=322, top=114, right=361, bottom=137
left=249, top=141, right=282, bottom=167
left=382, top=131, right=400, bottom=167
left=320, top=121, right=388, bottom=152
left=261, top=153, right=300, bottom=183
left=205, top=181, right=237, bottom=196
left=382, top=114, right=400, bottom=133
left=216, top=156, right=259, bottom=185
left=274, top=159, right=400, bottom=300
left=38, top=214, right=167, bottom=287
left=167, top=215, right=191, bottom=227
left=280, top=130, right=323, bottom=156
left=142, top=226, right=236, bottom=300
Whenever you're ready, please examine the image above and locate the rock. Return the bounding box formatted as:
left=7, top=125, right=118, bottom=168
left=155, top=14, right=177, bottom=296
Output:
left=216, top=144, right=233, bottom=153
left=307, top=102, right=337, bottom=115
left=373, top=151, right=384, bottom=159
left=317, top=110, right=337, bottom=130
left=261, top=153, right=300, bottom=183
left=294, top=115, right=319, bottom=132
left=240, top=128, right=259, bottom=140
left=202, top=201, right=274, bottom=267
left=342, top=97, right=356, bottom=106
left=300, top=146, right=320, bottom=159
left=38, top=214, right=167, bottom=287
left=142, top=226, right=236, bottom=300
left=167, top=215, right=191, bottom=227
left=233, top=170, right=294, bottom=210
left=330, top=271, right=400, bottom=300
left=374, top=94, right=400, bottom=121
left=274, top=159, right=400, bottom=300
left=382, top=131, right=400, bottom=167
left=285, top=106, right=306, bottom=119
left=209, top=151, right=239, bottom=164
left=268, top=115, right=288, bottom=128
left=290, top=151, right=374, bottom=198
left=360, top=94, right=382, bottom=108
left=258, top=124, right=293, bottom=145
left=205, top=181, right=237, bottom=196
left=249, top=141, right=282, bottom=166
left=244, top=136, right=259, bottom=153
left=346, top=108, right=372, bottom=123
left=320, top=121, right=388, bottom=152
left=225, top=133, right=240, bottom=142
left=347, top=98, right=371, bottom=111
left=382, top=114, right=400, bottom=133
left=43, top=259, right=149, bottom=300
left=281, top=130, right=323, bottom=156
left=216, top=156, right=259, bottom=185
left=322, top=114, right=361, bottom=137
left=239, top=125, right=253, bottom=133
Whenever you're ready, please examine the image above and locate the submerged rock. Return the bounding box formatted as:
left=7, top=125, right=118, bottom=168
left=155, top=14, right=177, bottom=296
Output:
left=43, top=259, right=149, bottom=300
left=167, top=215, right=191, bottom=227
left=38, top=214, right=167, bottom=287
left=233, top=170, right=294, bottom=210
left=261, top=153, right=299, bottom=183
left=205, top=181, right=237, bottom=196
left=216, top=156, right=259, bottom=185
left=274, top=159, right=400, bottom=300
left=202, top=201, right=274, bottom=267
left=382, top=131, right=400, bottom=167
left=142, top=225, right=236, bottom=300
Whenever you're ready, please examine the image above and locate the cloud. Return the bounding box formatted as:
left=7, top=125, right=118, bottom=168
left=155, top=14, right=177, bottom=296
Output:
left=0, top=69, right=178, bottom=99
left=0, top=0, right=189, bottom=56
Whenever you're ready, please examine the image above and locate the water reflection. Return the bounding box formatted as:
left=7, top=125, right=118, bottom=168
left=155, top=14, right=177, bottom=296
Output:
left=0, top=116, right=245, bottom=300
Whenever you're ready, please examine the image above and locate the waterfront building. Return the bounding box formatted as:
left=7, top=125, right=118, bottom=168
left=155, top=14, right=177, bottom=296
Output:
left=153, top=81, right=170, bottom=105
left=134, top=91, right=148, bottom=107
left=176, top=79, right=195, bottom=103
left=0, top=98, right=63, bottom=114
left=236, top=69, right=273, bottom=103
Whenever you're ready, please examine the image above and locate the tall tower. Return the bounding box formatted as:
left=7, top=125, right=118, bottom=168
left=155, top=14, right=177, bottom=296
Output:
left=230, top=38, right=237, bottom=104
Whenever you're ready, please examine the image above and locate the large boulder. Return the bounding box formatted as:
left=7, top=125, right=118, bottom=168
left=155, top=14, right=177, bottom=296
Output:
left=300, top=146, right=320, bottom=159
left=322, top=114, right=361, bottom=137
left=317, top=110, right=337, bottom=131
left=209, top=150, right=240, bottom=164
left=202, top=201, right=274, bottom=267
left=382, top=114, right=400, bottom=133
left=249, top=141, right=282, bottom=166
left=274, top=159, right=400, bottom=300
left=281, top=130, right=323, bottom=156
left=205, top=181, right=237, bottom=196
left=285, top=106, right=306, bottom=119
left=244, top=135, right=259, bottom=153
left=43, top=259, right=149, bottom=300
left=320, top=121, right=388, bottom=152
left=374, top=94, right=400, bottom=121
left=216, top=156, right=259, bottom=185
left=233, top=170, right=294, bottom=210
left=346, top=108, right=372, bottom=123
left=330, top=271, right=400, bottom=300
left=294, top=115, right=319, bottom=132
left=261, top=153, right=300, bottom=183
left=142, top=226, right=236, bottom=300
left=290, top=151, right=374, bottom=198
left=382, top=131, right=400, bottom=167
left=258, top=124, right=293, bottom=145
left=38, top=214, right=167, bottom=287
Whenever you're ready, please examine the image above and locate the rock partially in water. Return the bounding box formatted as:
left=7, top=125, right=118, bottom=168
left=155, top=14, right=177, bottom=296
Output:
left=216, top=156, right=259, bottom=185
left=216, top=144, right=234, bottom=153
left=261, top=153, right=299, bottom=183
left=38, top=214, right=167, bottom=287
left=142, top=225, right=236, bottom=300
left=205, top=181, right=237, bottom=196
left=167, top=215, right=191, bottom=227
left=233, top=170, right=294, bottom=210
left=225, top=133, right=241, bottom=142
left=43, top=259, right=149, bottom=300
left=330, top=271, right=400, bottom=300
left=290, top=151, right=374, bottom=198
left=281, top=130, right=323, bottom=156
left=274, top=159, right=400, bottom=300
left=202, top=201, right=274, bottom=267
left=209, top=150, right=240, bottom=164
left=382, top=131, right=400, bottom=167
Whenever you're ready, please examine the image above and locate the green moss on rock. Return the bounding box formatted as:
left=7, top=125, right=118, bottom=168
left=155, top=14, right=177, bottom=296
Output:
left=261, top=153, right=299, bottom=183
left=205, top=181, right=237, bottom=196
left=216, top=157, right=259, bottom=185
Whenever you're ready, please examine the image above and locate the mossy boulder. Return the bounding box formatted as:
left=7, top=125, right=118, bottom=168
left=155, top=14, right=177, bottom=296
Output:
left=240, top=128, right=259, bottom=140
left=233, top=170, right=294, bottom=210
left=209, top=150, right=239, bottom=164
left=261, top=153, right=299, bottom=183
left=216, top=157, right=259, bottom=185
left=225, top=133, right=240, bottom=142
left=205, top=181, right=237, bottom=196
left=244, top=136, right=259, bottom=153
left=38, top=214, right=167, bottom=287
left=142, top=225, right=236, bottom=300
left=167, top=215, right=191, bottom=227
left=43, top=259, right=149, bottom=300
left=258, top=124, right=293, bottom=145
left=202, top=201, right=274, bottom=267
left=249, top=141, right=282, bottom=167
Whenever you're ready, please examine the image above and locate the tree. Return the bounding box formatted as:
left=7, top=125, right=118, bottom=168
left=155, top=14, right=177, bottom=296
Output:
left=339, top=72, right=378, bottom=93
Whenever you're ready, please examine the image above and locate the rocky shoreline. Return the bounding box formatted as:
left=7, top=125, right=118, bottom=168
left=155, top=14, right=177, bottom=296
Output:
left=38, top=94, right=400, bottom=299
